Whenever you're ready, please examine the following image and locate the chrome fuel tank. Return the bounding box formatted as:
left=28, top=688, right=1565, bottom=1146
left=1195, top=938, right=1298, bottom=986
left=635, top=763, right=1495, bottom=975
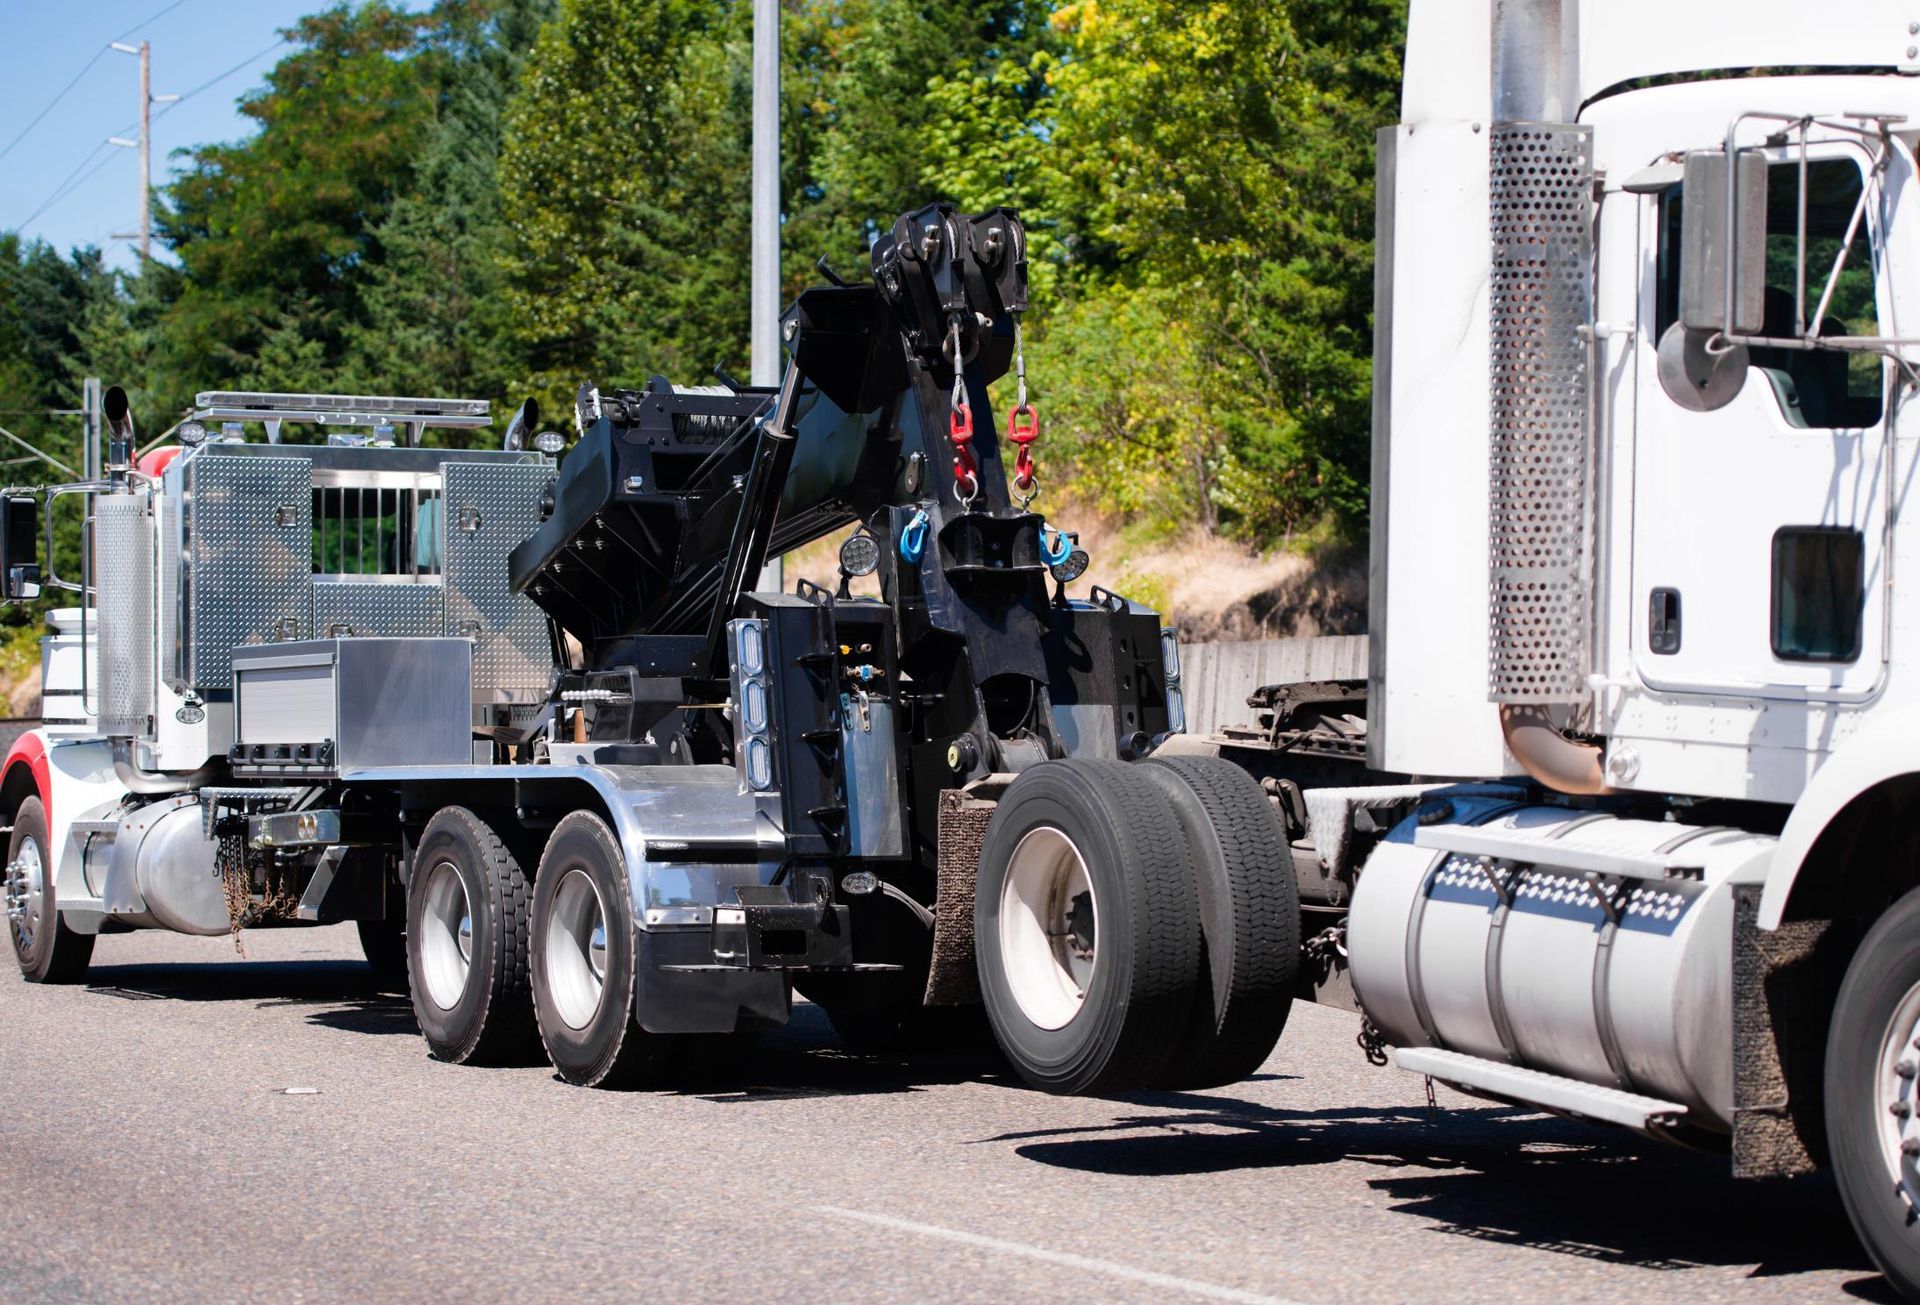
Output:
left=1347, top=793, right=1774, bottom=1131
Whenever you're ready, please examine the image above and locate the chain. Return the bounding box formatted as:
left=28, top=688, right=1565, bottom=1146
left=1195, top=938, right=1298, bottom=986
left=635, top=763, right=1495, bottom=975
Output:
left=1356, top=1015, right=1389, bottom=1067
left=218, top=830, right=251, bottom=956
left=946, top=316, right=979, bottom=509
left=217, top=825, right=306, bottom=955
left=1007, top=312, right=1040, bottom=508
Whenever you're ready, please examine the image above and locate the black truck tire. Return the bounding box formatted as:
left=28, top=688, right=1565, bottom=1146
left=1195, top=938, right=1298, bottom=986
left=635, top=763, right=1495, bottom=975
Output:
left=405, top=806, right=539, bottom=1065
left=531, top=811, right=681, bottom=1087
left=974, top=759, right=1202, bottom=1095
left=1827, top=885, right=1920, bottom=1299
left=1143, top=755, right=1300, bottom=1089
left=7, top=796, right=93, bottom=984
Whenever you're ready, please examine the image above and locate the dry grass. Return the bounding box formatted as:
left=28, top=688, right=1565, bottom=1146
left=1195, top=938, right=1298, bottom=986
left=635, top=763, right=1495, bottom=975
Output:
left=778, top=500, right=1367, bottom=642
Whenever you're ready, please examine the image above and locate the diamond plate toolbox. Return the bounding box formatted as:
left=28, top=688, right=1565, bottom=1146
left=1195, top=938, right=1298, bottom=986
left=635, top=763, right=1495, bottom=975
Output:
left=315, top=580, right=444, bottom=639
left=183, top=454, right=314, bottom=691
left=441, top=461, right=551, bottom=700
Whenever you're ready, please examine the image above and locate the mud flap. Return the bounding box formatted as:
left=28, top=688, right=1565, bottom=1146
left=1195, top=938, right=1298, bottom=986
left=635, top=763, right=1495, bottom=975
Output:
left=636, top=929, right=791, bottom=1033
left=925, top=788, right=995, bottom=1004
left=1732, top=884, right=1838, bottom=1178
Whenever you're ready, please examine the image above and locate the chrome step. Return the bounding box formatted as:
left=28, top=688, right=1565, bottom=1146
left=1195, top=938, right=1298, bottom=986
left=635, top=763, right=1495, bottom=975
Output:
left=1395, top=1046, right=1688, bottom=1129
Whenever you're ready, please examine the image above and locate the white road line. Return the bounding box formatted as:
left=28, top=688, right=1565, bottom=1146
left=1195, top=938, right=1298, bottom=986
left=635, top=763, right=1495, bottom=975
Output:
left=815, top=1205, right=1306, bottom=1305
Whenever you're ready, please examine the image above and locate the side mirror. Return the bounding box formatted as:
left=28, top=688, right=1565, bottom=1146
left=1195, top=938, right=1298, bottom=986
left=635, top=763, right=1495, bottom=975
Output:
left=1680, top=148, right=1768, bottom=336
left=0, top=494, right=40, bottom=602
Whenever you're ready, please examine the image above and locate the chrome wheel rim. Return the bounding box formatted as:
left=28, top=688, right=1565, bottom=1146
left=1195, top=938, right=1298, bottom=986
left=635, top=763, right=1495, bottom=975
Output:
left=418, top=860, right=473, bottom=1011
left=1875, top=976, right=1920, bottom=1209
left=998, top=825, right=1098, bottom=1031
left=4, top=836, right=44, bottom=957
left=545, top=867, right=609, bottom=1030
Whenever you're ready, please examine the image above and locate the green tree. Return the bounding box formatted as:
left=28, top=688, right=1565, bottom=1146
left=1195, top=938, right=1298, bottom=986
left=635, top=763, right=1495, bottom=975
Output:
left=0, top=235, right=116, bottom=463
left=345, top=0, right=555, bottom=412
left=67, top=258, right=189, bottom=442
left=157, top=2, right=442, bottom=392
left=497, top=0, right=720, bottom=413
left=1041, top=0, right=1404, bottom=537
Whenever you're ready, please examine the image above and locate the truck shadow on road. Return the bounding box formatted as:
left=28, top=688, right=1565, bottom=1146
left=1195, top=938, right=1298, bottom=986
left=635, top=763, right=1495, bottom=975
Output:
left=85, top=959, right=419, bottom=1037
left=695, top=1002, right=1018, bottom=1099
left=979, top=1092, right=1873, bottom=1284
left=80, top=961, right=1014, bottom=1092
left=73, top=958, right=1888, bottom=1292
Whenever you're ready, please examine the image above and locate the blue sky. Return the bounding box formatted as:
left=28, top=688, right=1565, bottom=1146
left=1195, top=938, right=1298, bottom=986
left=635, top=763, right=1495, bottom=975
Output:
left=1, top=0, right=430, bottom=270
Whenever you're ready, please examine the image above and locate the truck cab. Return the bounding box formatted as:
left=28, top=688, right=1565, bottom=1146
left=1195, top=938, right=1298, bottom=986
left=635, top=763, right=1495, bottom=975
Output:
left=1357, top=2, right=1920, bottom=1290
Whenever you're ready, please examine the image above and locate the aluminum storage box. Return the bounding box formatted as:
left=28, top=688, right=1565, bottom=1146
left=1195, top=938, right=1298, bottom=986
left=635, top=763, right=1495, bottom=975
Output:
left=231, top=637, right=473, bottom=775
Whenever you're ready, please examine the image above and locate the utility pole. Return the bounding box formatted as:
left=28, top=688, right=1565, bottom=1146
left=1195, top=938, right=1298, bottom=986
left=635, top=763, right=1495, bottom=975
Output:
left=82, top=378, right=102, bottom=482
left=750, top=0, right=780, bottom=391
left=139, top=40, right=150, bottom=261
left=109, top=40, right=175, bottom=264
left=751, top=0, right=783, bottom=591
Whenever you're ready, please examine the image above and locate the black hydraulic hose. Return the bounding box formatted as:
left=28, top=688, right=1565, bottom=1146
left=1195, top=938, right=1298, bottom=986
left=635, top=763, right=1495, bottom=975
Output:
left=701, top=369, right=802, bottom=674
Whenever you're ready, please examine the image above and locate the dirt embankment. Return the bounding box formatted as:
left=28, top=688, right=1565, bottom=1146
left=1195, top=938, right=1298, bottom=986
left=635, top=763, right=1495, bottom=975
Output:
left=784, top=511, right=1368, bottom=643
left=0, top=516, right=1365, bottom=714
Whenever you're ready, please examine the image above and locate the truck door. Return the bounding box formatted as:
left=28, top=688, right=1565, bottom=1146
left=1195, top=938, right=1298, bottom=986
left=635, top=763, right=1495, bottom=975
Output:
left=1632, top=143, right=1891, bottom=700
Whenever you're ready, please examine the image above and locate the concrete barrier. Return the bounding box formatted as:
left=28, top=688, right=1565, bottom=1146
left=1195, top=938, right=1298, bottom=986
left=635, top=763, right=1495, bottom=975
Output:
left=1181, top=636, right=1368, bottom=736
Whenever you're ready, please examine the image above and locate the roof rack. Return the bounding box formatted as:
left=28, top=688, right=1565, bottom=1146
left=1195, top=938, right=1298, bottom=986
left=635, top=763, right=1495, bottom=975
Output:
left=190, top=391, right=493, bottom=446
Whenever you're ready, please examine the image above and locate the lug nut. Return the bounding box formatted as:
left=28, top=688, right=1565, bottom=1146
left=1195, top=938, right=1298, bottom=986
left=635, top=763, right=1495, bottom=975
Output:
left=1903, top=1137, right=1920, bottom=1157
left=1899, top=1062, right=1917, bottom=1080
left=1893, top=1100, right=1912, bottom=1119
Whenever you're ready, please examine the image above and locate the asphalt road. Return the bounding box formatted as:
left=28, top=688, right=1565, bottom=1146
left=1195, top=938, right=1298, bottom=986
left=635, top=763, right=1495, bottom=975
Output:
left=0, top=926, right=1889, bottom=1304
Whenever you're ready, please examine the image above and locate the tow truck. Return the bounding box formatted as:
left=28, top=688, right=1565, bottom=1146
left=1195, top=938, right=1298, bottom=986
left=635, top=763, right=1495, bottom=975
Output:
left=1, top=207, right=1284, bottom=1100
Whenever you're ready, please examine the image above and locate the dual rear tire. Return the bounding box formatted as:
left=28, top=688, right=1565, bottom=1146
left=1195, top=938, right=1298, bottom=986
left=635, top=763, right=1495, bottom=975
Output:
left=973, top=757, right=1298, bottom=1095
left=405, top=807, right=539, bottom=1065
left=407, top=752, right=1298, bottom=1098
left=403, top=805, right=686, bottom=1086
left=529, top=811, right=682, bottom=1087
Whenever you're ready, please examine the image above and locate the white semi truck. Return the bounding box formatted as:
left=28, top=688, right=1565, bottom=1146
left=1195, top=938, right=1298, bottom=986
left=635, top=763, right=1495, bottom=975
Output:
left=1170, top=0, right=1920, bottom=1293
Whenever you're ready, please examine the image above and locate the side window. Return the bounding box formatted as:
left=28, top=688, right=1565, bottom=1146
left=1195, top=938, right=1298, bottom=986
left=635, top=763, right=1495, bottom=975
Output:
left=1655, top=157, right=1883, bottom=428
left=313, top=485, right=443, bottom=578
left=1772, top=526, right=1864, bottom=663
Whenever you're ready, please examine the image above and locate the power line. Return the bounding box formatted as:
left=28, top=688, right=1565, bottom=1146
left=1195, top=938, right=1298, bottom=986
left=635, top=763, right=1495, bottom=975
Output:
left=0, top=0, right=192, bottom=164
left=0, top=53, right=108, bottom=165
left=17, top=142, right=119, bottom=230
left=156, top=35, right=290, bottom=112
left=111, top=0, right=191, bottom=45
left=0, top=426, right=77, bottom=479
left=14, top=33, right=290, bottom=234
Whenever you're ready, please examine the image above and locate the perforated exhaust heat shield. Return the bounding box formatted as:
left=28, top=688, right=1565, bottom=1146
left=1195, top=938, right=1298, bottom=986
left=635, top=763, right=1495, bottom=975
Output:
left=1487, top=122, right=1595, bottom=704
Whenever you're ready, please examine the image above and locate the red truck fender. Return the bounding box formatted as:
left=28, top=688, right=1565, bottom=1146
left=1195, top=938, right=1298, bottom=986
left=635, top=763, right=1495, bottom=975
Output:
left=2, top=728, right=52, bottom=828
